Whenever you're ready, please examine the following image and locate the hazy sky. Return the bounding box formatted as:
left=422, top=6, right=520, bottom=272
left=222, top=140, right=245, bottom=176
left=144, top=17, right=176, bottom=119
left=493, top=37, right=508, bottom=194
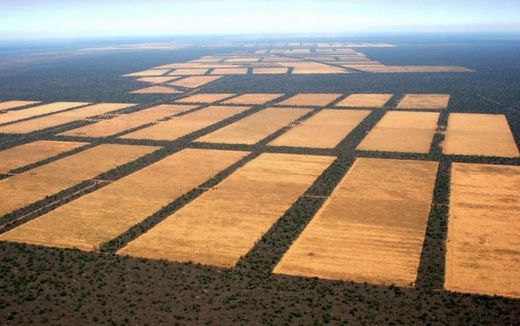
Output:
left=2, top=0, right=520, bottom=39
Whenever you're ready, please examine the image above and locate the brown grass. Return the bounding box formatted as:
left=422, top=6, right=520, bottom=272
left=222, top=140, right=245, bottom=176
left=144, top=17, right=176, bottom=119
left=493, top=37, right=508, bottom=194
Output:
left=269, top=110, right=370, bottom=148
left=222, top=93, right=285, bottom=105
left=0, top=149, right=247, bottom=251
left=0, top=102, right=89, bottom=125
left=443, top=113, right=519, bottom=157
left=274, top=158, right=438, bottom=286
left=118, top=153, right=335, bottom=267
left=211, top=68, right=248, bottom=75
left=130, top=86, right=181, bottom=94
left=252, top=68, right=289, bottom=74
left=397, top=94, right=451, bottom=110
left=277, top=93, right=342, bottom=106
left=121, top=106, right=250, bottom=141
left=197, top=107, right=310, bottom=145
left=445, top=163, right=520, bottom=298
left=168, top=76, right=222, bottom=88
left=0, top=144, right=158, bottom=217
left=335, top=94, right=392, bottom=108
left=0, top=103, right=133, bottom=134
left=0, top=101, right=40, bottom=111
left=176, top=93, right=236, bottom=104
left=0, top=140, right=86, bottom=174
left=60, top=104, right=196, bottom=138
left=357, top=111, right=439, bottom=153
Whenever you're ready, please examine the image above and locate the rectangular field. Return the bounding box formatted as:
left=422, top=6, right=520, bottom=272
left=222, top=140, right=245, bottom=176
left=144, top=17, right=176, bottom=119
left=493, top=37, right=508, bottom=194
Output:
left=222, top=93, right=285, bottom=105
left=168, top=76, right=221, bottom=88
left=268, top=110, right=370, bottom=148
left=60, top=104, right=196, bottom=138
left=130, top=86, right=181, bottom=94
left=357, top=111, right=439, bottom=153
left=278, top=93, right=342, bottom=106
left=121, top=106, right=250, bottom=141
left=118, top=153, right=335, bottom=267
left=176, top=93, right=236, bottom=104
left=0, top=144, right=157, bottom=217
left=443, top=113, right=519, bottom=157
left=0, top=103, right=133, bottom=134
left=274, top=158, right=438, bottom=286
left=168, top=68, right=209, bottom=75
left=335, top=94, right=392, bottom=108
left=0, top=140, right=86, bottom=174
left=445, top=163, right=520, bottom=298
left=397, top=94, right=450, bottom=110
left=0, top=102, right=89, bottom=125
left=196, top=107, right=311, bottom=145
left=0, top=101, right=40, bottom=111
left=211, top=68, right=248, bottom=75
left=0, top=149, right=248, bottom=251
left=252, top=68, right=289, bottom=74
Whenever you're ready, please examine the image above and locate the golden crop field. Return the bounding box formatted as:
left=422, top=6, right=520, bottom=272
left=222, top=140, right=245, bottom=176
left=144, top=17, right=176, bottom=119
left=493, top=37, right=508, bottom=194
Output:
left=445, top=163, right=520, bottom=298
left=0, top=100, right=40, bottom=111
left=222, top=93, right=285, bottom=105
left=0, top=102, right=89, bottom=125
left=268, top=109, right=370, bottom=148
left=121, top=105, right=250, bottom=141
left=0, top=149, right=247, bottom=251
left=176, top=93, right=236, bottom=103
left=274, top=158, right=438, bottom=286
left=118, top=153, right=335, bottom=267
left=443, top=113, right=520, bottom=157
left=335, top=93, right=392, bottom=108
left=0, top=140, right=86, bottom=174
left=60, top=104, right=197, bottom=138
left=196, top=107, right=310, bottom=145
left=277, top=93, right=342, bottom=106
left=0, top=144, right=157, bottom=216
left=357, top=111, right=440, bottom=153
left=397, top=94, right=450, bottom=110
left=0, top=103, right=133, bottom=134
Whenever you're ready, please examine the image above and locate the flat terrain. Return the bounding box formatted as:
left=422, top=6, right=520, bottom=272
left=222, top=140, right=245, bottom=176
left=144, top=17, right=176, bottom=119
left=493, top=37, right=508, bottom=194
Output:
left=121, top=105, right=250, bottom=141
left=222, top=93, right=285, bottom=105
left=0, top=102, right=89, bottom=125
left=277, top=93, right=342, bottom=106
left=269, top=109, right=370, bottom=148
left=0, top=144, right=157, bottom=216
left=176, top=93, right=236, bottom=103
left=0, top=149, right=247, bottom=251
left=445, top=163, right=520, bottom=298
left=0, top=100, right=40, bottom=110
left=397, top=94, right=450, bottom=110
left=357, top=111, right=439, bottom=153
left=274, top=158, right=438, bottom=286
left=443, top=113, right=520, bottom=157
left=335, top=93, right=392, bottom=108
left=197, top=107, right=310, bottom=145
left=119, top=153, right=334, bottom=267
left=0, top=140, right=85, bottom=174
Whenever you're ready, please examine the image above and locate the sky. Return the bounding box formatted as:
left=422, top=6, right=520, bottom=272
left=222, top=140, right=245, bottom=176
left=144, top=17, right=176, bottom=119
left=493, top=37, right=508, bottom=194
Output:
left=1, top=0, right=520, bottom=40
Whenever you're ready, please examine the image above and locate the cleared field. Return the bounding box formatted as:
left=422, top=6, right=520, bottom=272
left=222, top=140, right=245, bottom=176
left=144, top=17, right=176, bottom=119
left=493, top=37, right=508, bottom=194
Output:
left=443, top=113, right=519, bottom=157
left=60, top=104, right=196, bottom=138
left=336, top=94, right=392, bottom=108
left=169, top=68, right=209, bottom=75
left=446, top=163, right=520, bottom=298
left=278, top=93, right=342, bottom=106
left=357, top=111, right=439, bottom=153
left=0, top=149, right=248, bottom=251
left=0, top=101, right=40, bottom=111
left=124, top=69, right=171, bottom=77
left=397, top=94, right=450, bottom=110
left=169, top=76, right=221, bottom=88
left=222, top=93, right=285, bottom=105
left=121, top=106, right=250, bottom=141
left=0, top=103, right=133, bottom=134
left=252, top=68, right=289, bottom=74
left=197, top=107, right=310, bottom=145
left=136, top=77, right=179, bottom=84
left=0, top=140, right=86, bottom=174
left=211, top=68, right=248, bottom=75
left=130, top=86, right=181, bottom=94
left=118, top=153, right=335, bottom=267
left=274, top=158, right=438, bottom=286
left=269, top=110, right=370, bottom=148
left=177, top=93, right=236, bottom=103
left=0, top=102, right=89, bottom=125
left=0, top=144, right=157, bottom=217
